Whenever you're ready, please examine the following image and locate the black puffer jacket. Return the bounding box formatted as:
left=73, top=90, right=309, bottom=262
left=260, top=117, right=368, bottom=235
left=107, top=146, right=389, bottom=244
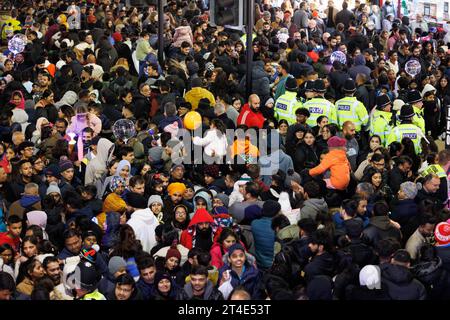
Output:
left=412, top=257, right=450, bottom=300
left=293, top=142, right=319, bottom=173
left=362, top=216, right=402, bottom=247
left=381, top=263, right=427, bottom=300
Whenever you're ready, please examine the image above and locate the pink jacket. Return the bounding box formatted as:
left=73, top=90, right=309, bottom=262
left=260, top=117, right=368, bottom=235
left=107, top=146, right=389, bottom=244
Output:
left=172, top=26, right=193, bottom=48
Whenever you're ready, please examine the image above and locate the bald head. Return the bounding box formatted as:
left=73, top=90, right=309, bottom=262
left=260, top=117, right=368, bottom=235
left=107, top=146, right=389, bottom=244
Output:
left=248, top=94, right=261, bottom=113
left=343, top=121, right=356, bottom=139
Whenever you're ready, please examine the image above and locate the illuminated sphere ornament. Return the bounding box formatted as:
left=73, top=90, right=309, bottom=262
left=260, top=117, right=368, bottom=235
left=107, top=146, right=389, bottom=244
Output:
left=405, top=59, right=422, bottom=77
left=112, top=119, right=136, bottom=143
left=330, top=50, right=347, bottom=65
left=8, top=34, right=27, bottom=55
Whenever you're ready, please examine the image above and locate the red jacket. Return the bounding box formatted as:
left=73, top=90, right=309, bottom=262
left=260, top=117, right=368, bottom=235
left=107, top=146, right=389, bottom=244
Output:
left=180, top=209, right=219, bottom=250
left=237, top=104, right=265, bottom=129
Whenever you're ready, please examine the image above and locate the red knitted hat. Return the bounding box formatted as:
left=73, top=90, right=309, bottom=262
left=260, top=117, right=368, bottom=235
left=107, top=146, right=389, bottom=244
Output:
left=327, top=136, right=346, bottom=148
left=166, top=243, right=181, bottom=261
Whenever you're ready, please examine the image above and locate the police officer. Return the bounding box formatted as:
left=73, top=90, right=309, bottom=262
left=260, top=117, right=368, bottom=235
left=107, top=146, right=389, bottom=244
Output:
left=274, top=77, right=303, bottom=125
left=407, top=90, right=426, bottom=134
left=335, top=79, right=369, bottom=132
left=370, top=94, right=393, bottom=147
left=387, top=104, right=425, bottom=154
left=302, top=79, right=337, bottom=127
left=297, top=80, right=315, bottom=102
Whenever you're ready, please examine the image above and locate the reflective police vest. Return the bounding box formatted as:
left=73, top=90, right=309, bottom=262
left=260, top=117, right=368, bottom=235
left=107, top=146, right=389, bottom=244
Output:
left=274, top=91, right=303, bottom=125
left=335, top=96, right=369, bottom=131
left=421, top=164, right=447, bottom=179
left=412, top=105, right=426, bottom=134
left=386, top=123, right=423, bottom=154
left=370, top=110, right=393, bottom=147
left=81, top=290, right=106, bottom=300
left=302, top=97, right=337, bottom=127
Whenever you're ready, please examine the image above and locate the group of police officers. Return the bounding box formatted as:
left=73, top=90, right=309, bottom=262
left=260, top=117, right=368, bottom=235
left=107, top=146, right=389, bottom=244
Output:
left=274, top=76, right=427, bottom=155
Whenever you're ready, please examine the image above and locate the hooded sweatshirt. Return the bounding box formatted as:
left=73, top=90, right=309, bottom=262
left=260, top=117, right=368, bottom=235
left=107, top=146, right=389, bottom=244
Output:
left=85, top=138, right=114, bottom=185
left=127, top=208, right=158, bottom=253
left=180, top=208, right=218, bottom=250
left=11, top=108, right=29, bottom=133
left=301, top=198, right=328, bottom=221
left=54, top=91, right=78, bottom=109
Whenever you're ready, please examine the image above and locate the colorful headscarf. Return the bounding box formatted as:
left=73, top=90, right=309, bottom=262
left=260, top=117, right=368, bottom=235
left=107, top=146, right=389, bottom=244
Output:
left=9, top=90, right=25, bottom=110
left=110, top=176, right=125, bottom=192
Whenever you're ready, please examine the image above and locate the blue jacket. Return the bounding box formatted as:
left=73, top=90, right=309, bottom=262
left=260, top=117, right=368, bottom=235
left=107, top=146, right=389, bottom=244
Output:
left=251, top=217, right=275, bottom=269
left=218, top=263, right=263, bottom=299
left=136, top=278, right=154, bottom=300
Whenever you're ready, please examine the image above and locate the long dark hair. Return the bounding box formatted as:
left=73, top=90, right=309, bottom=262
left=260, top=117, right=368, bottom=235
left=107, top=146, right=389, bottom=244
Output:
left=211, top=118, right=226, bottom=135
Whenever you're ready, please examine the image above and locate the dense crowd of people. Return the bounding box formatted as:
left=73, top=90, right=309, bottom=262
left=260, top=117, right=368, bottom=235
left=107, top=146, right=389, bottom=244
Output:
left=0, top=0, right=450, bottom=301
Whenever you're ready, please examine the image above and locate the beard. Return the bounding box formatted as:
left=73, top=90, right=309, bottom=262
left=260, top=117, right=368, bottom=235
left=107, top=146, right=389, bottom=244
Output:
left=195, top=226, right=213, bottom=251
left=250, top=106, right=260, bottom=113
left=345, top=134, right=353, bottom=140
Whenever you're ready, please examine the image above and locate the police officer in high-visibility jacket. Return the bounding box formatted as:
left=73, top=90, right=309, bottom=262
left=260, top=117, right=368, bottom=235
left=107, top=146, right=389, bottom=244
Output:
left=274, top=77, right=303, bottom=125
left=302, top=79, right=337, bottom=127
left=370, top=94, right=393, bottom=147
left=407, top=90, right=426, bottom=134
left=336, top=79, right=369, bottom=131
left=386, top=104, right=425, bottom=154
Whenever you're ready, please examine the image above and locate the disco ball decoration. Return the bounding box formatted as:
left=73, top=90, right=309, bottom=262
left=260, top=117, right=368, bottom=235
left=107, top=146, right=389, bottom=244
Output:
left=112, top=119, right=136, bottom=143
left=8, top=34, right=27, bottom=55
left=405, top=59, right=422, bottom=77
left=330, top=50, right=347, bottom=65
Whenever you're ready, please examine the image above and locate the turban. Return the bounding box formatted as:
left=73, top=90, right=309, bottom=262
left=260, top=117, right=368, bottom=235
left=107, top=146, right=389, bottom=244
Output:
left=167, top=182, right=186, bottom=196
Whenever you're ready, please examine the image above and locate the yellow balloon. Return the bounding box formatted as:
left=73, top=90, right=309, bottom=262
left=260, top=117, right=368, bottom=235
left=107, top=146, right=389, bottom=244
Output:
left=183, top=111, right=202, bottom=130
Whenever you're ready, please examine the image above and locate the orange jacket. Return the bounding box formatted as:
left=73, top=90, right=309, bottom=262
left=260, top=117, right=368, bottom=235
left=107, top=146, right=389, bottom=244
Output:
left=309, top=149, right=351, bottom=190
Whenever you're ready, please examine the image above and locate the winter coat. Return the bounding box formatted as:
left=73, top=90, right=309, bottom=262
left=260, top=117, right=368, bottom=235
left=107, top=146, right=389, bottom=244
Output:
left=303, top=252, right=336, bottom=282
left=300, top=198, right=328, bottom=221
left=251, top=217, right=276, bottom=269
left=381, top=263, right=427, bottom=300
left=294, top=143, right=320, bottom=173
left=436, top=245, right=450, bottom=272
left=172, top=26, right=194, bottom=48
left=390, top=199, right=418, bottom=227
left=237, top=103, right=266, bottom=129
left=274, top=224, right=300, bottom=255
left=412, top=257, right=450, bottom=300
left=176, top=280, right=224, bottom=300
left=85, top=138, right=114, bottom=185
left=341, top=239, right=379, bottom=268
left=259, top=150, right=294, bottom=186
left=388, top=167, right=410, bottom=195
left=193, top=129, right=228, bottom=157
left=180, top=209, right=219, bottom=250
left=238, top=61, right=271, bottom=101
left=345, top=284, right=391, bottom=300
left=132, top=93, right=151, bottom=120
left=362, top=216, right=402, bottom=247
left=218, top=262, right=263, bottom=299
left=127, top=208, right=158, bottom=254
left=309, top=149, right=351, bottom=190
left=349, top=55, right=371, bottom=81
left=184, top=87, right=216, bottom=111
